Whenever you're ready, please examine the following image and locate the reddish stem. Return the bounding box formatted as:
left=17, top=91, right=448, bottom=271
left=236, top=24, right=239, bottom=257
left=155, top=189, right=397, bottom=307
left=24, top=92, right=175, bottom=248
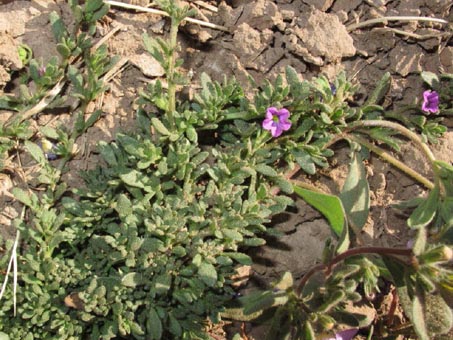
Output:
left=296, top=247, right=414, bottom=295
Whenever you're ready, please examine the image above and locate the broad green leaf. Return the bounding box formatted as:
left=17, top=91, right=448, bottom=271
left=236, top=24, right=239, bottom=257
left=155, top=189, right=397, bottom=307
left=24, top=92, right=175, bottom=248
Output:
left=198, top=262, right=217, bottom=287
left=121, top=272, right=142, bottom=288
left=294, top=185, right=345, bottom=237
left=425, top=294, right=453, bottom=336
left=421, top=71, right=440, bottom=88
left=407, top=186, right=439, bottom=229
left=115, top=194, right=132, bottom=217
left=0, top=332, right=9, bottom=340
left=40, top=126, right=59, bottom=139
left=120, top=170, right=146, bottom=189
left=85, top=0, right=104, bottom=13
left=340, top=151, right=370, bottom=231
left=292, top=149, right=316, bottom=175
left=12, top=187, right=34, bottom=208
left=25, top=140, right=46, bottom=165
left=274, top=272, right=293, bottom=290
left=154, top=274, right=171, bottom=295
left=146, top=307, right=162, bottom=340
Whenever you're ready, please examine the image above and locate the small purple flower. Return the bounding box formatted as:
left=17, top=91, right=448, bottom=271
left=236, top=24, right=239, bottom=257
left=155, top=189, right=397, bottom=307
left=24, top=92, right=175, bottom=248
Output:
left=327, top=328, right=358, bottom=340
left=422, top=90, right=439, bottom=114
left=330, top=83, right=337, bottom=96
left=38, top=65, right=46, bottom=77
left=262, top=107, right=292, bottom=137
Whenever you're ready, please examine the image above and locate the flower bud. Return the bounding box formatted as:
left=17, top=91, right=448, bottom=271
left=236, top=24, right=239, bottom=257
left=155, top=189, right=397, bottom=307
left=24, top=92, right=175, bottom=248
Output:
left=421, top=246, right=453, bottom=264
left=318, top=314, right=335, bottom=331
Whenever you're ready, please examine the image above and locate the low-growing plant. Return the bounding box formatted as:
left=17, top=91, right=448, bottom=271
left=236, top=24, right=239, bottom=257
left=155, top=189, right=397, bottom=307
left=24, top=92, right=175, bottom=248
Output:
left=0, top=1, right=452, bottom=339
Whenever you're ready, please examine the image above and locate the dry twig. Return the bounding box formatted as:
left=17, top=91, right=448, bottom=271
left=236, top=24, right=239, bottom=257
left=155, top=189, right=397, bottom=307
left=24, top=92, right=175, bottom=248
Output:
left=104, top=0, right=229, bottom=32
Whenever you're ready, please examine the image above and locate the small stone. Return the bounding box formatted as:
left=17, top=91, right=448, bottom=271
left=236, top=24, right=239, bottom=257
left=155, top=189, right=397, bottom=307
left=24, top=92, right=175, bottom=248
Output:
left=130, top=53, right=165, bottom=77
left=440, top=47, right=453, bottom=73
left=302, top=0, right=335, bottom=11
left=389, top=43, right=423, bottom=77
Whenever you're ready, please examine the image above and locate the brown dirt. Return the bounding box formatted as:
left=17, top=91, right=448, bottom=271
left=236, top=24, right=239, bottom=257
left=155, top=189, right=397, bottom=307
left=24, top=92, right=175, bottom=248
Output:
left=1, top=0, right=453, bottom=339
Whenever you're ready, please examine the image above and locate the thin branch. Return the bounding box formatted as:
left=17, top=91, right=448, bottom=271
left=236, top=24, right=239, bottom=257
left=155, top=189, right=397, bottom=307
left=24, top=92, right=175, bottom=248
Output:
left=347, top=134, right=434, bottom=190
left=296, top=246, right=414, bottom=295
left=104, top=0, right=229, bottom=32
left=347, top=16, right=449, bottom=32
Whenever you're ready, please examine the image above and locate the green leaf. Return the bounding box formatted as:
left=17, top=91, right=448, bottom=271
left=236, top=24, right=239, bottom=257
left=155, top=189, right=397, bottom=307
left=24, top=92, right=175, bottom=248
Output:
left=242, top=290, right=283, bottom=315
left=292, top=149, right=316, bottom=175
left=146, top=307, right=163, bottom=340
left=407, top=186, right=439, bottom=229
left=294, top=185, right=345, bottom=237
left=25, top=140, right=46, bottom=164
left=121, top=272, right=142, bottom=288
left=303, top=321, right=316, bottom=340
left=421, top=71, right=440, bottom=89
left=154, top=274, right=171, bottom=295
left=424, top=294, right=453, bottom=336
left=12, top=187, right=34, bottom=208
left=340, top=151, right=370, bottom=231
left=275, top=177, right=293, bottom=194
left=0, top=332, right=9, bottom=340
left=84, top=110, right=102, bottom=130
left=85, top=0, right=104, bottom=13
left=120, top=170, right=146, bottom=189
left=115, top=194, right=132, bottom=217
left=366, top=72, right=391, bottom=105
left=255, top=163, right=278, bottom=177
left=151, top=117, right=171, bottom=136
left=224, top=252, right=252, bottom=265
left=198, top=262, right=217, bottom=287
left=412, top=293, right=430, bottom=340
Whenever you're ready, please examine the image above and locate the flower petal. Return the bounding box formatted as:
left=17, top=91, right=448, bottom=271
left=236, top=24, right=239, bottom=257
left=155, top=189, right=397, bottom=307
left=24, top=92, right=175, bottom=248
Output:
left=266, top=107, right=279, bottom=116
left=335, top=328, right=358, bottom=340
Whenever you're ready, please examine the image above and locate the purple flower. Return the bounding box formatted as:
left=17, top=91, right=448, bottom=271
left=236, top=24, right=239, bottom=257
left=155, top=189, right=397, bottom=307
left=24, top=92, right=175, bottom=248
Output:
left=327, top=328, right=358, bottom=340
left=262, top=107, right=292, bottom=137
left=422, top=90, right=439, bottom=114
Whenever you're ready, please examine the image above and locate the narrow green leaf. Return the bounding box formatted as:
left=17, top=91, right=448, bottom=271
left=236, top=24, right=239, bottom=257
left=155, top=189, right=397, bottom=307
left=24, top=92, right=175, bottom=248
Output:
left=223, top=252, right=252, bottom=265
left=412, top=293, right=430, bottom=340
left=303, top=321, right=316, bottom=340
left=407, top=186, right=439, bottom=229
left=294, top=185, right=345, bottom=237
left=340, top=151, right=370, bottom=230
left=366, top=72, right=391, bottom=105
left=255, top=163, right=278, bottom=177
left=84, top=110, right=102, bottom=130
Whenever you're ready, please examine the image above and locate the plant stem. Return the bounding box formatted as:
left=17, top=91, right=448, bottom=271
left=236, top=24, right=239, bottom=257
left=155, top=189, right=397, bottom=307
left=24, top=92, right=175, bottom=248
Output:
left=166, top=16, right=179, bottom=129
left=349, top=134, right=434, bottom=190
left=347, top=16, right=449, bottom=32
left=343, top=120, right=440, bottom=189
left=296, top=246, right=414, bottom=296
